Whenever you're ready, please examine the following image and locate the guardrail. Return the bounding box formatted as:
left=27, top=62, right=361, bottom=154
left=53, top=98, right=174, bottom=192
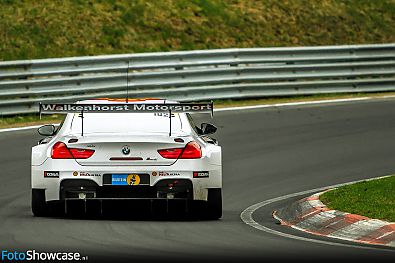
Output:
left=0, top=44, right=394, bottom=115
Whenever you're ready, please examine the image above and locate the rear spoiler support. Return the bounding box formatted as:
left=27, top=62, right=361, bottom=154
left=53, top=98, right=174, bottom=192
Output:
left=79, top=110, right=84, bottom=137
left=169, top=109, right=172, bottom=137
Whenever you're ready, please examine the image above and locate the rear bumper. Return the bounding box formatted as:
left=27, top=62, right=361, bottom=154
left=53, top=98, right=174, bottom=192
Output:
left=60, top=178, right=193, bottom=200
left=32, top=159, right=222, bottom=202
left=45, top=197, right=202, bottom=217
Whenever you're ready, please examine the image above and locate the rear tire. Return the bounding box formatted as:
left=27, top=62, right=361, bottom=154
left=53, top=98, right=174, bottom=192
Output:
left=206, top=188, right=222, bottom=219
left=31, top=189, right=48, bottom=217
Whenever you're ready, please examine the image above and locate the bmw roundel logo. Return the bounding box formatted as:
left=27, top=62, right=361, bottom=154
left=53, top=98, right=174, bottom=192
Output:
left=122, top=145, right=130, bottom=155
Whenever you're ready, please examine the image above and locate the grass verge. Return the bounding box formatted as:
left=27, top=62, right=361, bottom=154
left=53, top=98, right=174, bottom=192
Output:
left=0, top=0, right=395, bottom=60
left=320, top=176, right=395, bottom=222
left=0, top=114, right=64, bottom=129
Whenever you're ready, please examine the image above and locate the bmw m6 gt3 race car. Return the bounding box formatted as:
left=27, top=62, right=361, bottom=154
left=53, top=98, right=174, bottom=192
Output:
left=31, top=98, right=222, bottom=219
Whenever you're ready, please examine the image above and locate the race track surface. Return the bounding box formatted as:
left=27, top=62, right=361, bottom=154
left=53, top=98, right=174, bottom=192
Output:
left=1, top=98, right=395, bottom=262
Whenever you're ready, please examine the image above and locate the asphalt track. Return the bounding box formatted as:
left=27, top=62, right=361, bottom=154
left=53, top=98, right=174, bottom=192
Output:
left=1, top=98, right=395, bottom=262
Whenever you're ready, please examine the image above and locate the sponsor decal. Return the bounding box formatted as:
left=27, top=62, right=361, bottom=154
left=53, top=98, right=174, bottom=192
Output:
left=193, top=171, right=209, bottom=178
left=73, top=171, right=101, bottom=177
left=126, top=174, right=140, bottom=185
left=111, top=175, right=127, bottom=185
left=158, top=171, right=181, bottom=177
left=127, top=174, right=140, bottom=185
left=80, top=172, right=101, bottom=177
left=44, top=171, right=59, bottom=178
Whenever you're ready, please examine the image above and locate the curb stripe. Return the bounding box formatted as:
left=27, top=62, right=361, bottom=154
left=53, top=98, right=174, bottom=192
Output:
left=274, top=191, right=395, bottom=247
left=305, top=196, right=319, bottom=201
left=357, top=224, right=395, bottom=244
left=310, top=213, right=348, bottom=236
left=241, top=175, right=395, bottom=251
left=328, top=219, right=388, bottom=242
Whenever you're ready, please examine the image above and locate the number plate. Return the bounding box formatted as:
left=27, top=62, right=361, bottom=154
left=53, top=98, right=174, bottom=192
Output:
left=110, top=174, right=149, bottom=186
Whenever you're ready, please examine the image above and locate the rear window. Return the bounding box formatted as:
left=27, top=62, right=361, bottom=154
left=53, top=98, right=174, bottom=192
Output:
left=70, top=112, right=185, bottom=134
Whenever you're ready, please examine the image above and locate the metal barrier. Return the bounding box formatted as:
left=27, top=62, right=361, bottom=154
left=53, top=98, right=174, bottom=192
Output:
left=0, top=44, right=394, bottom=115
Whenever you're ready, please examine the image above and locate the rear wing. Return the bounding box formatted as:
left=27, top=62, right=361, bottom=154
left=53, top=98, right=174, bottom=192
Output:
left=39, top=102, right=214, bottom=136
left=39, top=102, right=213, bottom=115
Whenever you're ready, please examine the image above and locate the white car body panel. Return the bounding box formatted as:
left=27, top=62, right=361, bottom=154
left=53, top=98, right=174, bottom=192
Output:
left=31, top=99, right=222, bottom=203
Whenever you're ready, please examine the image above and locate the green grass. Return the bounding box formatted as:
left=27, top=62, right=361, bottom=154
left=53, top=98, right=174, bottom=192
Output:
left=0, top=114, right=64, bottom=129
left=0, top=0, right=394, bottom=60
left=320, top=176, right=395, bottom=222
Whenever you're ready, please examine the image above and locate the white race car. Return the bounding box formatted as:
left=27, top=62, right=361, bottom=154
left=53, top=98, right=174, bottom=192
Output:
left=31, top=99, right=222, bottom=219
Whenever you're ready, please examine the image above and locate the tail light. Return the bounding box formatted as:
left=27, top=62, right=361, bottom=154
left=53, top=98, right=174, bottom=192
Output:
left=180, top=141, right=202, bottom=159
left=51, top=142, right=95, bottom=159
left=158, top=141, right=202, bottom=159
